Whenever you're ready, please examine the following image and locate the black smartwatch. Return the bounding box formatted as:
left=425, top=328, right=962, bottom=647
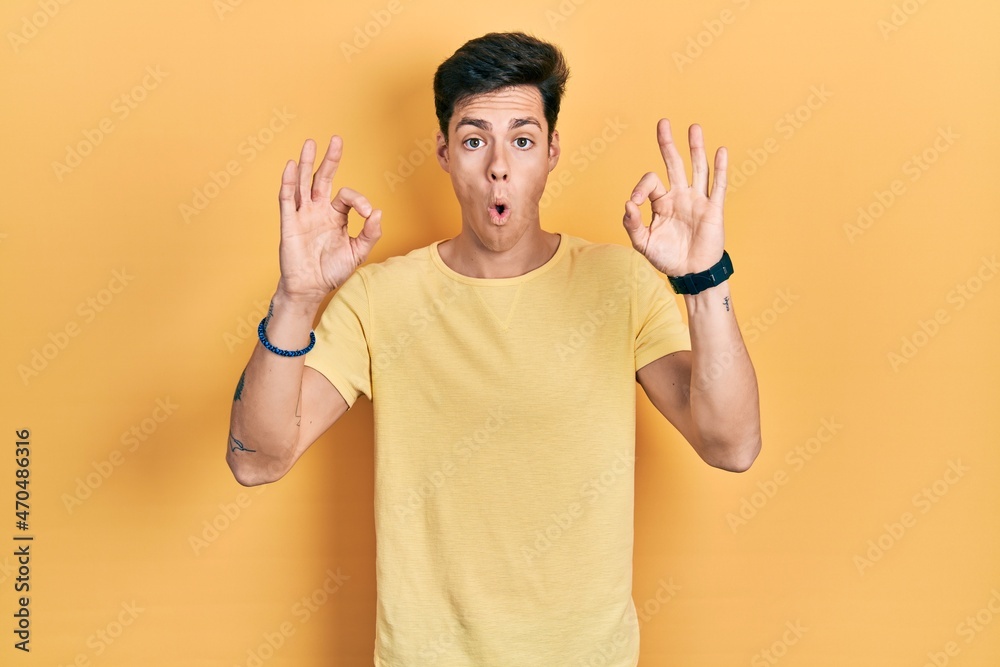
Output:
left=667, top=251, right=734, bottom=295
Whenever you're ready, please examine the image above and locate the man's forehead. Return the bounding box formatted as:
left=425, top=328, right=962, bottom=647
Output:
left=452, top=85, right=544, bottom=120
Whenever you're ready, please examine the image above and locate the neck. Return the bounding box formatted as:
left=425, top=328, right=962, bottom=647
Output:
left=439, top=226, right=560, bottom=279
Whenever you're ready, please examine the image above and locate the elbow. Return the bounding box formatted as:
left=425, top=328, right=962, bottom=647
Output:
left=714, top=449, right=759, bottom=473
left=226, top=450, right=288, bottom=487
left=702, top=435, right=762, bottom=473
left=229, top=465, right=270, bottom=487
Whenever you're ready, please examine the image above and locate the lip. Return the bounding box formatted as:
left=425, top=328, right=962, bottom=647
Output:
left=487, top=198, right=511, bottom=225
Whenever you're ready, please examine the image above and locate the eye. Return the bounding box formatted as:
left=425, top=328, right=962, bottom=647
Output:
left=514, top=137, right=533, bottom=149
left=463, top=137, right=483, bottom=149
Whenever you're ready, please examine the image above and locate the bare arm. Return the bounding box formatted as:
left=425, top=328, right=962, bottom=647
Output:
left=226, top=295, right=349, bottom=486
left=636, top=281, right=761, bottom=472
left=226, top=136, right=382, bottom=486
left=624, top=120, right=761, bottom=472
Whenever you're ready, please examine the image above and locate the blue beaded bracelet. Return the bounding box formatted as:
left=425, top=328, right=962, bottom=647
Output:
left=257, top=316, right=316, bottom=357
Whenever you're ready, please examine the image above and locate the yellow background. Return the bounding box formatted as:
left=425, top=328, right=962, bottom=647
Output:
left=3, top=0, right=998, bottom=665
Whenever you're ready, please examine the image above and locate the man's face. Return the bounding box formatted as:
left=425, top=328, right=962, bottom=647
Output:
left=436, top=84, right=560, bottom=253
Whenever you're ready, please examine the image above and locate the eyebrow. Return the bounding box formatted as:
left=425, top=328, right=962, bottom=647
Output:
left=455, top=117, right=542, bottom=132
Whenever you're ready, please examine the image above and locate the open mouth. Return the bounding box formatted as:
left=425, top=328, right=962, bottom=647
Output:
left=489, top=201, right=510, bottom=223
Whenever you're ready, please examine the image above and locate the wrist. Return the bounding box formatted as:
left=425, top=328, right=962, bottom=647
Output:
left=666, top=250, right=733, bottom=295
left=257, top=286, right=322, bottom=354
left=272, top=281, right=325, bottom=316
left=682, top=279, right=731, bottom=315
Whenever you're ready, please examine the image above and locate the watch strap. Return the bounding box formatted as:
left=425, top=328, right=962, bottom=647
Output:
left=667, top=250, right=734, bottom=295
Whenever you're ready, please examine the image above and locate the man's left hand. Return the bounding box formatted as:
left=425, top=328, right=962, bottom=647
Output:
left=623, top=119, right=727, bottom=276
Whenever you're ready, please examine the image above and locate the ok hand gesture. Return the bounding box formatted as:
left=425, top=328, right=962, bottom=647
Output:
left=276, top=136, right=383, bottom=304
left=622, top=120, right=727, bottom=276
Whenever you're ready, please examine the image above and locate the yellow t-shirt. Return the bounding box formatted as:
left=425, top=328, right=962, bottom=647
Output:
left=303, top=232, right=691, bottom=667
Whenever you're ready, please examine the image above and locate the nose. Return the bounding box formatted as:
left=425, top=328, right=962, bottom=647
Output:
left=489, top=147, right=508, bottom=182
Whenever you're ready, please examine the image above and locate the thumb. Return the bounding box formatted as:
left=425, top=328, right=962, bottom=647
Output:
left=352, top=209, right=383, bottom=262
left=622, top=199, right=645, bottom=246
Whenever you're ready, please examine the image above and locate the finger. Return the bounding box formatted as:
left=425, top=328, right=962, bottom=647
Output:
left=278, top=159, right=299, bottom=219
left=311, top=136, right=343, bottom=202
left=297, top=138, right=317, bottom=204
left=351, top=208, right=383, bottom=263
left=709, top=146, right=728, bottom=207
left=656, top=118, right=689, bottom=189
left=689, top=124, right=709, bottom=196
left=331, top=187, right=373, bottom=222
left=622, top=199, right=649, bottom=253
left=629, top=172, right=668, bottom=206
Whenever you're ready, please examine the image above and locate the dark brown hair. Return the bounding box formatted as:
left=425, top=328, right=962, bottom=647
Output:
left=433, top=32, right=570, bottom=143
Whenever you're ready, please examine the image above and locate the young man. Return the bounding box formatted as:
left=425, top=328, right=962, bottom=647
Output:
left=227, top=32, right=760, bottom=667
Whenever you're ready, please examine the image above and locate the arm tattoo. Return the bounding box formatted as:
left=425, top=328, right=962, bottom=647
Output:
left=723, top=296, right=730, bottom=312
left=234, top=370, right=246, bottom=401
left=229, top=429, right=256, bottom=453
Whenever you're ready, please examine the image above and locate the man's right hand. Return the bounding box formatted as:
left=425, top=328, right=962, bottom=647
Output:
left=228, top=135, right=375, bottom=486
left=277, top=136, right=383, bottom=304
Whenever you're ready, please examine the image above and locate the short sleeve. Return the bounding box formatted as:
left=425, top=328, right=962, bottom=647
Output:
left=632, top=251, right=691, bottom=371
left=302, top=269, right=373, bottom=408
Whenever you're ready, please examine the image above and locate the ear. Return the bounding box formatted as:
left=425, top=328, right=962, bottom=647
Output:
left=547, top=129, right=561, bottom=172
left=436, top=131, right=450, bottom=173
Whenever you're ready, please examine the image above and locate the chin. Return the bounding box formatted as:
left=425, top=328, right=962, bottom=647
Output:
left=473, top=220, right=529, bottom=253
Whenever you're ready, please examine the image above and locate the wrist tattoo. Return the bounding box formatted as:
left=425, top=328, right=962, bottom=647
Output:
left=229, top=429, right=255, bottom=453
left=723, top=296, right=730, bottom=312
